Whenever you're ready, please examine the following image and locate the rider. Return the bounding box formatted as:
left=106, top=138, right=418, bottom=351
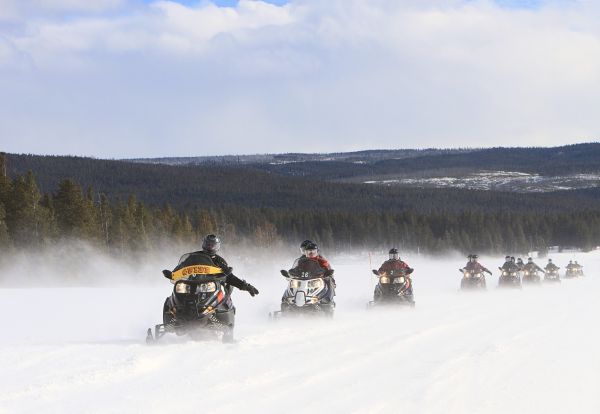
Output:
left=174, top=234, right=259, bottom=296
left=544, top=258, right=559, bottom=273
left=516, top=258, right=525, bottom=271
left=464, top=254, right=492, bottom=275
left=566, top=260, right=576, bottom=271
left=501, top=256, right=518, bottom=272
left=378, top=248, right=413, bottom=276
left=290, top=240, right=336, bottom=296
left=378, top=248, right=414, bottom=298
left=523, top=257, right=544, bottom=274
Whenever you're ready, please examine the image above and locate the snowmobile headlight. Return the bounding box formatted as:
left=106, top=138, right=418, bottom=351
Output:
left=502, top=271, right=508, bottom=276
left=380, top=276, right=391, bottom=284
left=198, top=282, right=217, bottom=293
left=290, top=279, right=301, bottom=289
left=175, top=283, right=191, bottom=294
left=393, top=276, right=405, bottom=284
left=308, top=279, right=325, bottom=289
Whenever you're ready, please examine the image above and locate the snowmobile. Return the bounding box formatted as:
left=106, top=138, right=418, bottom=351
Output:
left=270, top=257, right=335, bottom=318
left=498, top=267, right=521, bottom=288
left=146, top=256, right=235, bottom=344
left=459, top=268, right=487, bottom=290
left=522, top=269, right=542, bottom=284
left=544, top=269, right=561, bottom=283
left=368, top=269, right=415, bottom=307
left=565, top=267, right=583, bottom=278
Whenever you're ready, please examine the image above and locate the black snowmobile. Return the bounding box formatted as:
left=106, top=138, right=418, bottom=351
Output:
left=459, top=268, right=487, bottom=290
left=498, top=267, right=522, bottom=288
left=270, top=257, right=335, bottom=318
left=544, top=269, right=561, bottom=283
left=368, top=269, right=415, bottom=307
left=522, top=268, right=542, bottom=284
left=146, top=255, right=235, bottom=344
left=565, top=267, right=583, bottom=278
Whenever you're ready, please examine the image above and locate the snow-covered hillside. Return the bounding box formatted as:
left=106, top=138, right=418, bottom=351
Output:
left=365, top=172, right=600, bottom=192
left=1, top=251, right=598, bottom=413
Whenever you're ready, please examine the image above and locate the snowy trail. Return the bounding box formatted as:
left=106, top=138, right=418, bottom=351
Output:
left=1, top=252, right=599, bottom=413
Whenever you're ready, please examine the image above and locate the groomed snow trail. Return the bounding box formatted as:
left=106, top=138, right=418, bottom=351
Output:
left=1, top=252, right=598, bottom=413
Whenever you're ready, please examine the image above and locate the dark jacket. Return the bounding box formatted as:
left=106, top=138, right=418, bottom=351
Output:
left=524, top=262, right=544, bottom=273
left=174, top=250, right=250, bottom=291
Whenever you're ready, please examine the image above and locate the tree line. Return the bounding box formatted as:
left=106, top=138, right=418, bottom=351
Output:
left=1, top=154, right=599, bottom=256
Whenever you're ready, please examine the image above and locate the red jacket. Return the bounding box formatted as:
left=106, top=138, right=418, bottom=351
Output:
left=312, top=255, right=331, bottom=270
left=379, top=259, right=411, bottom=275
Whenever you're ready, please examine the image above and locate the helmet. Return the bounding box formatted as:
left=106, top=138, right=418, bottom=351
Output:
left=517, top=258, right=523, bottom=263
left=389, top=248, right=399, bottom=260
left=510, top=256, right=515, bottom=262
left=300, top=239, right=313, bottom=254
left=548, top=258, right=553, bottom=263
left=202, top=234, right=221, bottom=254
left=304, top=241, right=318, bottom=258
left=505, top=256, right=511, bottom=260
left=527, top=257, right=533, bottom=262
left=569, top=260, right=573, bottom=264
left=471, top=254, right=478, bottom=261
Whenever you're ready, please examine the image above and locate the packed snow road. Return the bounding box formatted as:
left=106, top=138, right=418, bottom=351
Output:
left=1, top=252, right=598, bottom=413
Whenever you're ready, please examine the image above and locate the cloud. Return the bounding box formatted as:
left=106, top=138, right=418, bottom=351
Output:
left=0, top=0, right=599, bottom=157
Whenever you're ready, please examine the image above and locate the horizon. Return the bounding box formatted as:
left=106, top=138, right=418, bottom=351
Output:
left=3, top=140, right=598, bottom=160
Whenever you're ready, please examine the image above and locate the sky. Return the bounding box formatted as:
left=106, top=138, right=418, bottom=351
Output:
left=0, top=0, right=599, bottom=158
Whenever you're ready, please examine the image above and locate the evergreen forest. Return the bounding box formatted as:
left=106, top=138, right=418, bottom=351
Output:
left=2, top=150, right=600, bottom=256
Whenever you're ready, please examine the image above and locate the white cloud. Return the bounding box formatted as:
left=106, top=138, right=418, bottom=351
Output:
left=0, top=0, right=599, bottom=157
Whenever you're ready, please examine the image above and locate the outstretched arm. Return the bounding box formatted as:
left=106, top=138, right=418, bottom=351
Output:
left=225, top=274, right=259, bottom=296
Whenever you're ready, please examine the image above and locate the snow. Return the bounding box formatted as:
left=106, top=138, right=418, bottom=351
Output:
left=364, top=171, right=600, bottom=192
left=1, top=251, right=599, bottom=413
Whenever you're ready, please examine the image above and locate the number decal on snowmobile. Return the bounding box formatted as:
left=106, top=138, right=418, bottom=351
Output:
left=171, top=265, right=223, bottom=280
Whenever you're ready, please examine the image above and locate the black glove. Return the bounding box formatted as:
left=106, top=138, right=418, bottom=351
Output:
left=486, top=270, right=492, bottom=275
left=244, top=282, right=259, bottom=297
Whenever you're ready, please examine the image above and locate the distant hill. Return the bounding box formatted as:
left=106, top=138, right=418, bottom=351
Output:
left=4, top=148, right=600, bottom=215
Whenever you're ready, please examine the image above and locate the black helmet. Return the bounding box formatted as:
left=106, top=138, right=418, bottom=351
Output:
left=517, top=258, right=523, bottom=263
left=300, top=239, right=313, bottom=254
left=505, top=256, right=511, bottom=260
left=202, top=234, right=221, bottom=254
left=471, top=254, right=478, bottom=261
left=527, top=257, right=533, bottom=262
left=548, top=258, right=553, bottom=263
left=510, top=256, right=515, bottom=262
left=389, top=248, right=399, bottom=260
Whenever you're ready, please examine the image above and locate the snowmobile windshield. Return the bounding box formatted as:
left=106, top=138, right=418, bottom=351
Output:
left=289, top=257, right=326, bottom=279
left=172, top=253, right=226, bottom=281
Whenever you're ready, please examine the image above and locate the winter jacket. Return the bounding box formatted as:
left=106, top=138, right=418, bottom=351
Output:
left=378, top=259, right=413, bottom=276
left=464, top=262, right=490, bottom=274
left=524, top=262, right=544, bottom=273
left=501, top=261, right=519, bottom=272
left=174, top=250, right=251, bottom=291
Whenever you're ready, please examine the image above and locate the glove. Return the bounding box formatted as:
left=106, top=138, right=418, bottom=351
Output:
left=245, top=283, right=259, bottom=297
left=486, top=270, right=492, bottom=275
